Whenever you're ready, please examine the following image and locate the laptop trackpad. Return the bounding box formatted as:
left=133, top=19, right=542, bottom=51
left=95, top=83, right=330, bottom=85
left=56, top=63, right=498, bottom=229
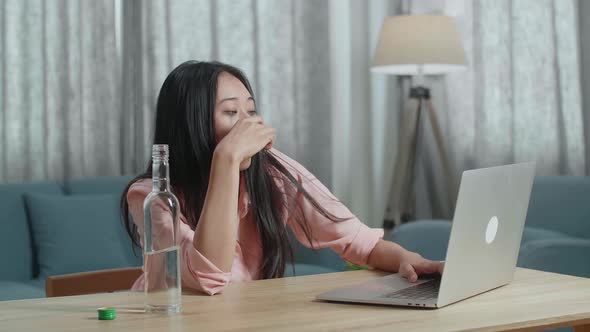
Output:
left=375, top=273, right=434, bottom=292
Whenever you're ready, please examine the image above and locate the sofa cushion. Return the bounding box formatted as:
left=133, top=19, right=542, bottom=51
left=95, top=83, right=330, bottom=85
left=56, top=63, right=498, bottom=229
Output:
left=0, top=280, right=45, bottom=301
left=521, top=226, right=570, bottom=244
left=387, top=220, right=452, bottom=261
left=518, top=238, right=590, bottom=278
left=25, top=194, right=137, bottom=278
left=64, top=176, right=142, bottom=267
left=64, top=176, right=135, bottom=195
left=387, top=222, right=571, bottom=262
left=0, top=182, right=62, bottom=281
left=526, top=176, right=590, bottom=238
left=64, top=176, right=143, bottom=266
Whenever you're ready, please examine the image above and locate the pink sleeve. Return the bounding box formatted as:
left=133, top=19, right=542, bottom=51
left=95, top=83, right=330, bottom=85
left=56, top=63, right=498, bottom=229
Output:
left=271, top=150, right=384, bottom=267
left=127, top=181, right=231, bottom=295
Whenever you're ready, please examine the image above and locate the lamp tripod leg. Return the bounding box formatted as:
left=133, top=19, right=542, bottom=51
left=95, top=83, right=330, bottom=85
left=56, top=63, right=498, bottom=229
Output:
left=383, top=98, right=421, bottom=229
left=425, top=100, right=456, bottom=211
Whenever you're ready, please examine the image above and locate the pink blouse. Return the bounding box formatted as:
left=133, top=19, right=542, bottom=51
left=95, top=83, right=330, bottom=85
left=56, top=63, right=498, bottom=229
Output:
left=126, top=149, right=383, bottom=295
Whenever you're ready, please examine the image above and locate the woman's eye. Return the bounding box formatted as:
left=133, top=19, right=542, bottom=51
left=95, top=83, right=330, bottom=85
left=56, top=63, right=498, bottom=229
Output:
left=224, top=110, right=238, bottom=115
left=248, top=110, right=257, bottom=116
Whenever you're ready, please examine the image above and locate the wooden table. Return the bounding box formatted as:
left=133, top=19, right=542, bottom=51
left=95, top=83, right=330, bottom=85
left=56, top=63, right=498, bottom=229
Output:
left=1, top=268, right=589, bottom=331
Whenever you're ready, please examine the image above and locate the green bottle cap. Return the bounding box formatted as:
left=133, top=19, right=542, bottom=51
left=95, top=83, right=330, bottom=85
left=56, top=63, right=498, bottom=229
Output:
left=98, top=307, right=116, bottom=320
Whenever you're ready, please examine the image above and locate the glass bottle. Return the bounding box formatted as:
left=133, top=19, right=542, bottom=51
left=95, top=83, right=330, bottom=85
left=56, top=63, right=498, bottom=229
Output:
left=143, top=144, right=182, bottom=313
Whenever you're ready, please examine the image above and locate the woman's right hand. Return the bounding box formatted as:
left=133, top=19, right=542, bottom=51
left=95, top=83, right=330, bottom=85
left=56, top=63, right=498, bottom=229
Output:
left=214, top=116, right=276, bottom=165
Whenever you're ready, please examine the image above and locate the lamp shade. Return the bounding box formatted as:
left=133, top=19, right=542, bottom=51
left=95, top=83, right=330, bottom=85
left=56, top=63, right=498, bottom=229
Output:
left=371, top=15, right=467, bottom=75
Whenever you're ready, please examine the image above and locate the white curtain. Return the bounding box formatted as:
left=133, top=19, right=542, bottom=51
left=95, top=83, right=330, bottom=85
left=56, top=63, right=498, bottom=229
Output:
left=0, top=0, right=337, bottom=184
left=0, top=0, right=397, bottom=228
left=0, top=0, right=121, bottom=181
left=442, top=0, right=585, bottom=175
left=3, top=0, right=583, bottom=229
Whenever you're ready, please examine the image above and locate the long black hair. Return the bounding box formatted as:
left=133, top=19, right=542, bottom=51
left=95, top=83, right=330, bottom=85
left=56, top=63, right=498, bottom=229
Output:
left=121, top=60, right=346, bottom=279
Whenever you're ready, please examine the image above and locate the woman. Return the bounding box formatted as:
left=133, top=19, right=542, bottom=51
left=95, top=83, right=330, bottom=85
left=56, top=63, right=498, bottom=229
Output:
left=121, top=60, right=443, bottom=296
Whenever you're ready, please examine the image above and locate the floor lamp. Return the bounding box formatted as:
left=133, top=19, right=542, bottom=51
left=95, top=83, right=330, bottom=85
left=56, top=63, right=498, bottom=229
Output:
left=371, top=15, right=468, bottom=229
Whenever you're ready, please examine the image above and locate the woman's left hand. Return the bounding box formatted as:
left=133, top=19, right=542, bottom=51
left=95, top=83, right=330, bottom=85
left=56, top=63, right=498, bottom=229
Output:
left=398, top=251, right=444, bottom=283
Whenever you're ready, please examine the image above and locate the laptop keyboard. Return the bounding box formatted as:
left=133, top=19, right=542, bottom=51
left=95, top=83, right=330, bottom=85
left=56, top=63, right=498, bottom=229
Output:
left=380, top=278, right=441, bottom=300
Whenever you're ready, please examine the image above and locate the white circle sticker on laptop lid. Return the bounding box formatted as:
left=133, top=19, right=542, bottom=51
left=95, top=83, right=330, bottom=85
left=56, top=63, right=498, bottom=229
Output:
left=485, top=216, right=499, bottom=244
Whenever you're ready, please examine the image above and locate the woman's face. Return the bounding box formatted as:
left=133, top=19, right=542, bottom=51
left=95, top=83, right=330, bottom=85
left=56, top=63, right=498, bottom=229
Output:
left=213, top=72, right=257, bottom=170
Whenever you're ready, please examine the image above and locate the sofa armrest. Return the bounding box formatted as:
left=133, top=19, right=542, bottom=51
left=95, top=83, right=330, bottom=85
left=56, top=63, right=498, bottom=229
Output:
left=518, top=238, right=590, bottom=278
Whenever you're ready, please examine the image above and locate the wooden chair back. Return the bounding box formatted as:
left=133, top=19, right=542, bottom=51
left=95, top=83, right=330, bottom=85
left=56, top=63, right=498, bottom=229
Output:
left=45, top=267, right=143, bottom=297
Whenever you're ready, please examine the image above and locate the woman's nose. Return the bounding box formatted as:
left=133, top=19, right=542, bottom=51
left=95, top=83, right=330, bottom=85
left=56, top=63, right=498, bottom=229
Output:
left=238, top=109, right=250, bottom=120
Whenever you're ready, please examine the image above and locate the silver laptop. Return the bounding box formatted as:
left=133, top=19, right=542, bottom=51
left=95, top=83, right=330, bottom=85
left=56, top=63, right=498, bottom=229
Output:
left=317, top=162, right=535, bottom=309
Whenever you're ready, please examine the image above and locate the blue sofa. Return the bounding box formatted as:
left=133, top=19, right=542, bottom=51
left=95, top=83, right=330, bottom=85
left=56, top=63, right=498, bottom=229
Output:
left=387, top=176, right=590, bottom=278
left=0, top=175, right=341, bottom=301
left=3, top=175, right=587, bottom=302
left=0, top=176, right=143, bottom=301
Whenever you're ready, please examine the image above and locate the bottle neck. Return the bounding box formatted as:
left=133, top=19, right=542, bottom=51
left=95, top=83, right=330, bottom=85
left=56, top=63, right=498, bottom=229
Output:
left=152, top=159, right=170, bottom=192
